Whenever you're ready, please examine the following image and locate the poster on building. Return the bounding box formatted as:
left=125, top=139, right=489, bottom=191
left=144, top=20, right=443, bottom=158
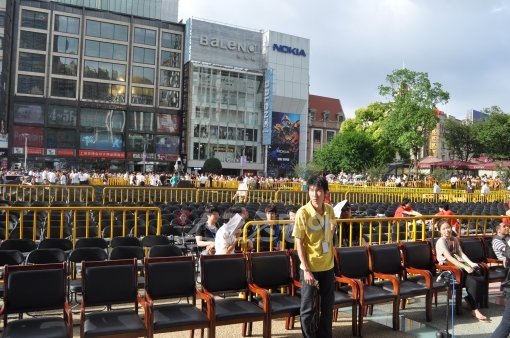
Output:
left=156, top=113, right=179, bottom=133
left=267, top=112, right=300, bottom=176
left=80, top=131, right=124, bottom=151
left=155, top=135, right=179, bottom=154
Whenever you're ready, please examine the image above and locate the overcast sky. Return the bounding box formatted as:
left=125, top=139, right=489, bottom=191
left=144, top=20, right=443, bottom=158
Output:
left=179, top=0, right=510, bottom=119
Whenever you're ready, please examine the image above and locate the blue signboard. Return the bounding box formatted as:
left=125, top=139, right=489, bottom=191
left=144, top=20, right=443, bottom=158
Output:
left=262, top=68, right=273, bottom=145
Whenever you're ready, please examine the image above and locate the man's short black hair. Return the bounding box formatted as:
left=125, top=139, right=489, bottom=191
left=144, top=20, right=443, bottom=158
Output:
left=307, top=175, right=329, bottom=192
left=288, top=207, right=297, bottom=214
left=265, top=203, right=277, bottom=214
left=440, top=202, right=450, bottom=211
left=401, top=198, right=411, bottom=206
left=205, top=205, right=220, bottom=215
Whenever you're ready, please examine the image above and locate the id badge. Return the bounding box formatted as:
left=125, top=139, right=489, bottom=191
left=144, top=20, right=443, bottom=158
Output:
left=322, top=240, right=329, bottom=253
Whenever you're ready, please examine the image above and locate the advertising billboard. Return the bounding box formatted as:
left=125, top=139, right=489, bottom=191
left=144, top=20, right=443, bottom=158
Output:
left=80, top=131, right=124, bottom=151
left=155, top=135, right=179, bottom=154
left=156, top=113, right=179, bottom=133
left=267, top=112, right=300, bottom=175
left=262, top=68, right=273, bottom=145
left=13, top=104, right=44, bottom=125
left=186, top=19, right=262, bottom=70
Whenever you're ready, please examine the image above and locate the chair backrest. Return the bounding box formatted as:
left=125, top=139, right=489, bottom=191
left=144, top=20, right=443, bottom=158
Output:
left=148, top=244, right=183, bottom=257
left=82, top=259, right=137, bottom=307
left=400, top=241, right=434, bottom=272
left=460, top=237, right=486, bottom=263
left=68, top=247, right=108, bottom=264
left=74, top=237, right=108, bottom=249
left=0, top=239, right=37, bottom=253
left=369, top=243, right=403, bottom=275
left=141, top=235, right=170, bottom=248
left=334, top=246, right=371, bottom=279
left=249, top=251, right=291, bottom=288
left=38, top=238, right=73, bottom=251
left=110, top=236, right=141, bottom=248
left=0, top=250, right=25, bottom=266
left=110, top=246, right=144, bottom=260
left=144, top=256, right=196, bottom=299
left=200, top=253, right=247, bottom=293
left=3, top=262, right=66, bottom=314
left=25, top=248, right=66, bottom=264
left=482, top=237, right=498, bottom=260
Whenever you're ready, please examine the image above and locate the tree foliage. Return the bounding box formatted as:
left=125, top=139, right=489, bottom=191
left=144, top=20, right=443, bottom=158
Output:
left=202, top=157, right=222, bottom=174
left=378, top=68, right=449, bottom=164
left=292, top=162, right=322, bottom=180
left=442, top=118, right=482, bottom=161
left=474, top=110, right=510, bottom=160
left=313, top=130, right=378, bottom=173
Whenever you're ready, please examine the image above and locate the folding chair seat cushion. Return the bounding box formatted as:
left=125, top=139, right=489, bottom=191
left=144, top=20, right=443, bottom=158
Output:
left=380, top=279, right=429, bottom=298
left=488, top=266, right=507, bottom=280
left=152, top=303, right=209, bottom=330
left=83, top=310, right=145, bottom=337
left=2, top=316, right=69, bottom=338
left=334, top=289, right=355, bottom=307
left=253, top=293, right=300, bottom=316
left=360, top=285, right=395, bottom=302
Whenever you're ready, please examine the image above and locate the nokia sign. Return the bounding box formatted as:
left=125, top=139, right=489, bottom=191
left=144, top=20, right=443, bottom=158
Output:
left=272, top=44, right=306, bottom=57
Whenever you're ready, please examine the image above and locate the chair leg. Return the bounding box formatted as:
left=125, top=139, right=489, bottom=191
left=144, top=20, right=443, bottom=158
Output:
left=393, top=299, right=400, bottom=330
left=352, top=303, right=358, bottom=337
left=425, top=293, right=432, bottom=322
left=333, top=307, right=338, bottom=321
left=455, top=287, right=462, bottom=315
left=434, top=290, right=438, bottom=307
left=358, top=304, right=364, bottom=337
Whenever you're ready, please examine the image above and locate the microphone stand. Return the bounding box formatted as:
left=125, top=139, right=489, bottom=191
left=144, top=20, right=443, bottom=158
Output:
left=436, top=271, right=455, bottom=338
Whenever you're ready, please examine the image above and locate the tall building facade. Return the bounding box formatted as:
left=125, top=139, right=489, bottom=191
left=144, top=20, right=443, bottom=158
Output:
left=4, top=0, right=184, bottom=171
left=184, top=18, right=310, bottom=176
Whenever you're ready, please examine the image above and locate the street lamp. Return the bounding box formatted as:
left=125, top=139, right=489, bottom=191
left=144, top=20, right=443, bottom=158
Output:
left=20, top=133, right=29, bottom=172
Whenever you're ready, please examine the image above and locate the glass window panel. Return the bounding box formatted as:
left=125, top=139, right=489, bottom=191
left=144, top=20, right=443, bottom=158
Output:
left=80, top=108, right=125, bottom=130
left=86, top=20, right=101, bottom=37
left=99, top=42, right=114, bottom=59
left=51, top=78, right=76, bottom=98
left=84, top=40, right=99, bottom=57
left=100, top=22, right=114, bottom=39
left=46, top=129, right=76, bottom=148
left=112, top=63, right=126, bottom=82
left=19, top=52, right=45, bottom=73
left=132, top=66, right=154, bottom=84
left=134, top=27, right=145, bottom=45
left=20, top=31, right=47, bottom=51
left=146, top=29, right=156, bottom=45
left=159, top=70, right=180, bottom=88
left=127, top=111, right=154, bottom=132
left=97, top=62, right=111, bottom=80
left=67, top=16, right=80, bottom=34
left=54, top=15, right=80, bottom=34
left=133, top=47, right=144, bottom=63
left=0, top=11, right=5, bottom=27
left=83, top=60, right=98, bottom=78
left=114, top=25, right=128, bottom=41
left=160, top=50, right=180, bottom=68
left=53, top=36, right=79, bottom=54
left=21, top=10, right=47, bottom=29
left=161, top=32, right=181, bottom=49
left=131, top=87, right=154, bottom=105
left=111, top=85, right=126, bottom=103
left=47, top=106, right=77, bottom=127
left=52, top=56, right=78, bottom=76
left=159, top=90, right=179, bottom=108
left=113, top=44, right=127, bottom=61
left=126, top=133, right=154, bottom=152
left=17, top=75, right=44, bottom=95
left=155, top=135, right=179, bottom=154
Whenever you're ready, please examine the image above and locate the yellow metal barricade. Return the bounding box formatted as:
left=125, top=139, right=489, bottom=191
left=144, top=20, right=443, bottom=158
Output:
left=0, top=206, right=162, bottom=244
left=102, top=187, right=196, bottom=204
left=0, top=185, right=95, bottom=203
left=107, top=178, right=129, bottom=185
left=242, top=220, right=295, bottom=252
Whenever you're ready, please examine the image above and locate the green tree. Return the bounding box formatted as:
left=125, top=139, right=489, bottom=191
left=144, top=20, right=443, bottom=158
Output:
left=475, top=109, right=510, bottom=159
left=443, top=118, right=482, bottom=161
left=341, top=102, right=397, bottom=165
left=313, top=130, right=377, bottom=173
left=202, top=157, right=222, bottom=174
left=378, top=68, right=449, bottom=174
left=292, top=162, right=322, bottom=180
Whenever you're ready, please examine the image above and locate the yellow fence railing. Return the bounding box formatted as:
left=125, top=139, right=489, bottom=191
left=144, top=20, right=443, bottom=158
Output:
left=0, top=185, right=96, bottom=203
left=0, top=206, right=162, bottom=245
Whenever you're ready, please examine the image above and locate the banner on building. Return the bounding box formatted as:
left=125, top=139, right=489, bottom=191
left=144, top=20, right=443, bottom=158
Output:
left=262, top=68, right=273, bottom=145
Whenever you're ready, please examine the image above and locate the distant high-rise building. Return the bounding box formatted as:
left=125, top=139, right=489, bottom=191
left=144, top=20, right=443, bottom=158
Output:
left=51, top=0, right=179, bottom=22
left=467, top=109, right=488, bottom=123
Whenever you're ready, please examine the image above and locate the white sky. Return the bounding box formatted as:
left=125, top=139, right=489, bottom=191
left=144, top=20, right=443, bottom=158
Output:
left=179, top=0, right=510, bottom=119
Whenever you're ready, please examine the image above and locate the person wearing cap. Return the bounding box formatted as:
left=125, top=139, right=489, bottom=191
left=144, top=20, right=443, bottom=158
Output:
left=292, top=175, right=335, bottom=338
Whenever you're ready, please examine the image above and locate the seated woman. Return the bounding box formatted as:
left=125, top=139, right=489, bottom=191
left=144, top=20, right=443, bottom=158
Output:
left=435, top=220, right=488, bottom=321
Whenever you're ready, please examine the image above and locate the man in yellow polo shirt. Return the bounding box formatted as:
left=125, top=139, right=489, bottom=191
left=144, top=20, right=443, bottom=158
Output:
left=293, top=175, right=335, bottom=338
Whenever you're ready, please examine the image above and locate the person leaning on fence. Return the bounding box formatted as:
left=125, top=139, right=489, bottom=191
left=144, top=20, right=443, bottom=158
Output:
left=435, top=202, right=460, bottom=235
left=232, top=176, right=248, bottom=203
left=392, top=198, right=422, bottom=240
left=435, top=220, right=488, bottom=322
left=282, top=208, right=297, bottom=249
left=293, top=175, right=335, bottom=338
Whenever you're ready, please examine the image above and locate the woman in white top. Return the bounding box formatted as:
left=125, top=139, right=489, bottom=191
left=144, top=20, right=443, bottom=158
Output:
left=435, top=220, right=488, bottom=321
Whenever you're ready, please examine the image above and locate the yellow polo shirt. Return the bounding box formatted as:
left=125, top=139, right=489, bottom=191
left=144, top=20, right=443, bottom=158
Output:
left=292, top=202, right=335, bottom=272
